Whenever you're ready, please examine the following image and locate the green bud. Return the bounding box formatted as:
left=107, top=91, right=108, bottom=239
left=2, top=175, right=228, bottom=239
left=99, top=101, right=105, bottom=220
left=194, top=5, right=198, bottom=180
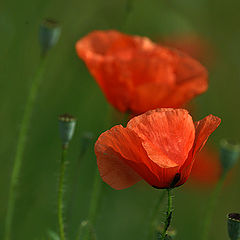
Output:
left=39, top=18, right=61, bottom=55
left=220, top=139, right=240, bottom=172
left=227, top=213, right=240, bottom=240
left=58, top=114, right=76, bottom=148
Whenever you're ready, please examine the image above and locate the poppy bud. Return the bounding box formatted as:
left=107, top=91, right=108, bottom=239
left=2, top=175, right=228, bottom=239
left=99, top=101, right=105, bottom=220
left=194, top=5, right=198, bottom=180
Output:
left=58, top=114, right=76, bottom=148
left=220, top=139, right=240, bottom=172
left=39, top=18, right=61, bottom=55
left=227, top=213, right=240, bottom=240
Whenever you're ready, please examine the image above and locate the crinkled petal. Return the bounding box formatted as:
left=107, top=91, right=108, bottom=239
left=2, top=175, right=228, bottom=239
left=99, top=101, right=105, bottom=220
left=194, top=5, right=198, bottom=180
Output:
left=127, top=109, right=195, bottom=168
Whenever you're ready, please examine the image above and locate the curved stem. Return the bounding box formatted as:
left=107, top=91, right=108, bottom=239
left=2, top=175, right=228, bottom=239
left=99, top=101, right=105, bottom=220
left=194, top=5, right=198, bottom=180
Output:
left=147, top=190, right=166, bottom=240
left=4, top=57, right=47, bottom=240
left=58, top=147, right=68, bottom=240
left=83, top=167, right=102, bottom=240
left=201, top=171, right=227, bottom=240
left=161, top=189, right=173, bottom=239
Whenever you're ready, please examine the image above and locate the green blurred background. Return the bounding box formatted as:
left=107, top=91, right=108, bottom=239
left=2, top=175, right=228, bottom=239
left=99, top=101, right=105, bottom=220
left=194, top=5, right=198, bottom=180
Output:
left=1, top=0, right=240, bottom=239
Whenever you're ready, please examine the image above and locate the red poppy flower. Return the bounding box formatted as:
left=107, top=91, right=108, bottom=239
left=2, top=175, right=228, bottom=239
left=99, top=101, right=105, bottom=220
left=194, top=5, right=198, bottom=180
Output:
left=76, top=30, right=208, bottom=114
left=95, top=108, right=221, bottom=190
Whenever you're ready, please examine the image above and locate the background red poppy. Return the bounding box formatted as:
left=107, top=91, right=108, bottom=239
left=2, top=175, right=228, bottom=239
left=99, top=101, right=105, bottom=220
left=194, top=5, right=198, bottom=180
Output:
left=76, top=30, right=208, bottom=114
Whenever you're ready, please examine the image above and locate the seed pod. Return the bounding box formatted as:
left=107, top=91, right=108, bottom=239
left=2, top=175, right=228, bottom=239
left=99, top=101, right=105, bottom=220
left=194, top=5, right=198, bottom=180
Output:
left=227, top=213, right=240, bottom=240
left=58, top=114, right=76, bottom=148
left=39, top=18, right=61, bottom=55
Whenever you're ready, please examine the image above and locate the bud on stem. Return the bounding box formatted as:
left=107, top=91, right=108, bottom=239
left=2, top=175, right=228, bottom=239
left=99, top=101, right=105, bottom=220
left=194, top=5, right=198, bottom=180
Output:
left=220, top=139, right=240, bottom=173
left=58, top=114, right=76, bottom=149
left=39, top=18, right=61, bottom=56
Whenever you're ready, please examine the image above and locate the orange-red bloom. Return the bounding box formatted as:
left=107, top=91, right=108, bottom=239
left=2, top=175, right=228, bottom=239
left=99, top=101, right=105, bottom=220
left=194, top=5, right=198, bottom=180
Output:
left=95, top=109, right=221, bottom=190
left=76, top=30, right=208, bottom=114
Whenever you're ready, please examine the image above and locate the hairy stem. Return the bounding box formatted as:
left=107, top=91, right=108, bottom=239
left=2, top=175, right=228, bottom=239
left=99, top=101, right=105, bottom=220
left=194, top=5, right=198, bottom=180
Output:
left=4, top=57, right=47, bottom=240
left=147, top=190, right=166, bottom=240
left=83, top=167, right=102, bottom=240
left=58, top=147, right=68, bottom=240
left=161, top=189, right=173, bottom=239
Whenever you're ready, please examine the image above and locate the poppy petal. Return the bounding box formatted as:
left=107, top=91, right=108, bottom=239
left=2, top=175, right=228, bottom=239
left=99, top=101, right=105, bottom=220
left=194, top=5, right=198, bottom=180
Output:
left=95, top=125, right=179, bottom=188
left=159, top=50, right=208, bottom=108
left=178, top=114, right=221, bottom=185
left=193, top=114, right=221, bottom=154
left=95, top=145, right=141, bottom=190
left=127, top=109, right=195, bottom=168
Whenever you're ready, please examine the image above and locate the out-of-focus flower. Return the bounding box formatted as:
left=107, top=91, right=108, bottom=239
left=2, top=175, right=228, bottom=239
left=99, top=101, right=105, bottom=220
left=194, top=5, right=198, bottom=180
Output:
left=160, top=34, right=214, bottom=65
left=189, top=147, right=221, bottom=187
left=94, top=108, right=221, bottom=190
left=76, top=30, right=208, bottom=114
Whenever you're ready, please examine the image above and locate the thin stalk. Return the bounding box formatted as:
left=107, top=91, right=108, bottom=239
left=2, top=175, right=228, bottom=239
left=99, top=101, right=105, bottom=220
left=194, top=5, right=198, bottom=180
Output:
left=83, top=167, right=102, bottom=240
left=147, top=190, right=166, bottom=240
left=58, top=147, right=68, bottom=240
left=4, top=57, right=47, bottom=240
left=121, top=0, right=134, bottom=31
left=161, top=189, right=173, bottom=239
left=201, top=171, right=227, bottom=240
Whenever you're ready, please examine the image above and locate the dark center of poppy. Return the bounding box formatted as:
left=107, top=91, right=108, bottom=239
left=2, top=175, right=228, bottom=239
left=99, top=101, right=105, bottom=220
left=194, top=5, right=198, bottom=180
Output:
left=169, top=173, right=181, bottom=188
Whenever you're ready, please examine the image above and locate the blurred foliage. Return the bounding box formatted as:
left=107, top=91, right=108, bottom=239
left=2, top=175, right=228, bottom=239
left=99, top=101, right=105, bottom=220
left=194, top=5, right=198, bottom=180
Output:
left=0, top=0, right=240, bottom=239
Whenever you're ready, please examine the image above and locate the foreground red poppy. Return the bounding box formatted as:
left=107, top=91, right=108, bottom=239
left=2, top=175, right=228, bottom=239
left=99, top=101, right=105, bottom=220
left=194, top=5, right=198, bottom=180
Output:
left=76, top=30, right=208, bottom=114
left=95, top=109, right=221, bottom=190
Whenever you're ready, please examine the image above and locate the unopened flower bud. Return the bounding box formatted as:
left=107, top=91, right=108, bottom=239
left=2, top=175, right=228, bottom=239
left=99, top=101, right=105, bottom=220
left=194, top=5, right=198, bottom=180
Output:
left=227, top=213, right=240, bottom=240
left=39, top=18, right=61, bottom=55
left=58, top=114, right=76, bottom=148
left=220, top=139, right=240, bottom=172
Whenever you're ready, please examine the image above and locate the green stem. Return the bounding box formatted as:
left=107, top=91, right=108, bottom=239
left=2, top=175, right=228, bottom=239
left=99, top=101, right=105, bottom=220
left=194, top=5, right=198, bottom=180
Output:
left=58, top=147, right=68, bottom=240
left=161, top=189, right=173, bottom=239
left=4, top=57, right=47, bottom=240
left=83, top=167, right=102, bottom=240
left=201, top=171, right=227, bottom=240
left=147, top=190, right=166, bottom=240
left=121, top=0, right=134, bottom=31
